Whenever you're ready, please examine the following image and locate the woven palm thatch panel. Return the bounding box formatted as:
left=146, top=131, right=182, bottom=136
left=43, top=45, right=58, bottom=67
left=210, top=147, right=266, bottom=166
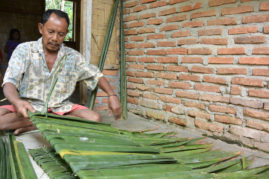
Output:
left=91, top=0, right=120, bottom=69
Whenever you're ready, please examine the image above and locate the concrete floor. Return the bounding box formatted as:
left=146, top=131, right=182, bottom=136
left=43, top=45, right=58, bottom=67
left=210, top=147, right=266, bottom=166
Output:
left=16, top=110, right=269, bottom=178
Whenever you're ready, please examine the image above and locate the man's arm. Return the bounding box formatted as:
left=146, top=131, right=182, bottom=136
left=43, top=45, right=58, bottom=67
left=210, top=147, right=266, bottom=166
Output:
left=3, top=83, right=35, bottom=117
left=97, top=77, right=121, bottom=120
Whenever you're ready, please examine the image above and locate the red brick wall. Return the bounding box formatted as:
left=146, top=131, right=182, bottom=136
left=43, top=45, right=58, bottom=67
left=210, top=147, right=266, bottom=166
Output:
left=123, top=0, right=269, bottom=152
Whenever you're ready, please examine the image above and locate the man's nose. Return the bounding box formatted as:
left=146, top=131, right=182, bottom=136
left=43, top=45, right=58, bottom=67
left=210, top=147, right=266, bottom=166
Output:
left=52, top=34, right=58, bottom=41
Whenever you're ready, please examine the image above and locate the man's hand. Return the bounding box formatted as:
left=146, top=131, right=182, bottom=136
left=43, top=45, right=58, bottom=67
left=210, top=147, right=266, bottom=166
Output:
left=13, top=99, right=35, bottom=118
left=108, top=95, right=121, bottom=120
left=14, top=124, right=37, bottom=135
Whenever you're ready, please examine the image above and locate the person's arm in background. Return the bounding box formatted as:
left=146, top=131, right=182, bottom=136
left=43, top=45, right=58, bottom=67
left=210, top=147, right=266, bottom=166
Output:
left=97, top=77, right=121, bottom=120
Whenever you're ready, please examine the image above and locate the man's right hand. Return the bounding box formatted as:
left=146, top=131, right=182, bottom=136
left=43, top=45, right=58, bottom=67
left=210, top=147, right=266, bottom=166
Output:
left=13, top=99, right=35, bottom=118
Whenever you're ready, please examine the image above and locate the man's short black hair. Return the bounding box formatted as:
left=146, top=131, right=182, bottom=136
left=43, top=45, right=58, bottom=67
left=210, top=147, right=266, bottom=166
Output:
left=42, top=9, right=70, bottom=26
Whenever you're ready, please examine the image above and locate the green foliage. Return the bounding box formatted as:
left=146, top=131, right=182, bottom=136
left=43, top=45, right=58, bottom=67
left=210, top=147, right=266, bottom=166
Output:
left=45, top=0, right=74, bottom=41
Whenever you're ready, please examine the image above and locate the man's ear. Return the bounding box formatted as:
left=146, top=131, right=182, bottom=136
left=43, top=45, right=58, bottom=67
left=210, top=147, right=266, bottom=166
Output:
left=38, top=23, right=43, bottom=35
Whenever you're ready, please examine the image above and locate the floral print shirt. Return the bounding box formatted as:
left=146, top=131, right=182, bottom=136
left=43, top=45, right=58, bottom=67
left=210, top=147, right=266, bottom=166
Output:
left=3, top=38, right=103, bottom=113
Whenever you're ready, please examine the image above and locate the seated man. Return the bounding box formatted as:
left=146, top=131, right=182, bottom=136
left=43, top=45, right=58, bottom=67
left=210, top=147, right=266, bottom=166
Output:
left=0, top=9, right=121, bottom=135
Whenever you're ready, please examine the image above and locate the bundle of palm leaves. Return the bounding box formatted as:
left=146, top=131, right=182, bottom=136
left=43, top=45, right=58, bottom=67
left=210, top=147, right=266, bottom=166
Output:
left=0, top=134, right=37, bottom=179
left=28, top=112, right=269, bottom=179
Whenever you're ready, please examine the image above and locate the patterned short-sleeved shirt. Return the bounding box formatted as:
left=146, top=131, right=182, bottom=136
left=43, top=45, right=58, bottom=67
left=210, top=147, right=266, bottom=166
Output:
left=3, top=38, right=103, bottom=113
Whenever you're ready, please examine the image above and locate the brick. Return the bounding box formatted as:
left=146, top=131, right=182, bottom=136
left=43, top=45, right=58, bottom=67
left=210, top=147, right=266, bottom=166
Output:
left=129, top=21, right=144, bottom=28
left=247, top=120, right=269, bottom=133
left=136, top=71, right=154, bottom=78
left=157, top=72, right=177, bottom=80
left=124, top=30, right=138, bottom=35
left=157, top=41, right=176, bottom=47
left=124, top=1, right=139, bottom=8
left=253, top=69, right=269, bottom=76
left=137, top=42, right=155, bottom=48
left=218, top=47, right=245, bottom=55
left=190, top=66, right=214, bottom=74
left=180, top=2, right=202, bottom=12
left=140, top=13, right=156, bottom=19
left=160, top=25, right=179, bottom=32
left=182, top=21, right=204, bottom=28
left=240, top=0, right=255, bottom=2
left=222, top=5, right=253, bottom=15
left=230, top=97, right=263, bottom=109
left=188, top=48, right=212, bottom=55
left=146, top=65, right=164, bottom=71
left=208, top=18, right=237, bottom=26
left=198, top=28, right=222, bottom=36
left=169, top=0, right=188, bottom=5
left=228, top=26, right=258, bottom=35
left=179, top=74, right=200, bottom=82
left=167, top=66, right=188, bottom=72
left=209, top=105, right=236, bottom=114
left=103, top=70, right=118, bottom=76
left=209, top=0, right=236, bottom=7
left=239, top=57, right=269, bottom=65
left=191, top=10, right=216, bottom=19
left=147, top=49, right=166, bottom=55
left=128, top=77, right=143, bottom=83
left=260, top=2, right=269, bottom=11
left=149, top=1, right=167, bottom=8
left=146, top=80, right=164, bottom=86
left=194, top=84, right=220, bottom=93
left=163, top=104, right=173, bottom=112
left=125, top=43, right=136, bottom=49
left=127, top=90, right=140, bottom=97
left=234, top=36, right=266, bottom=44
left=169, top=117, right=186, bottom=126
left=242, top=14, right=269, bottom=24
left=130, top=36, right=144, bottom=41
left=195, top=119, right=224, bottom=133
left=140, top=99, right=159, bottom=109
left=147, top=18, right=163, bottom=25
left=146, top=109, right=165, bottom=120
left=154, top=88, right=173, bottom=95
left=215, top=115, right=242, bottom=125
left=126, top=71, right=135, bottom=77
left=253, top=47, right=269, bottom=55
left=184, top=101, right=206, bottom=110
left=97, top=91, right=108, bottom=97
left=123, top=9, right=131, bottom=15
left=230, top=125, right=268, bottom=141
left=124, top=15, right=138, bottom=22
left=217, top=68, right=247, bottom=75
left=200, top=38, right=228, bottom=45
left=208, top=57, right=233, bottom=64
left=95, top=105, right=109, bottom=111
left=264, top=26, right=269, bottom=34
left=136, top=84, right=151, bottom=91
left=138, top=28, right=155, bottom=34
left=171, top=30, right=191, bottom=38
left=189, top=111, right=211, bottom=120
left=182, top=57, right=203, bottom=63
left=128, top=63, right=144, bottom=70
left=141, top=0, right=156, bottom=4
left=168, top=82, right=191, bottom=89
left=249, top=89, right=269, bottom=99
left=167, top=48, right=188, bottom=55
left=201, top=94, right=229, bottom=103
left=133, top=5, right=147, bottom=12
left=171, top=105, right=184, bottom=114
left=127, top=83, right=136, bottom=89
left=138, top=57, right=155, bottom=63
left=230, top=86, right=241, bottom=95
left=255, top=142, right=269, bottom=153
left=232, top=77, right=264, bottom=87
left=147, top=34, right=165, bottom=40
left=127, top=50, right=144, bottom=56
left=244, top=108, right=269, bottom=121
left=160, top=96, right=181, bottom=104
left=166, top=15, right=187, bottom=23
left=158, top=57, right=178, bottom=63
left=176, top=91, right=199, bottom=100
left=203, top=76, right=227, bottom=85
left=159, top=7, right=177, bottom=16
left=143, top=93, right=159, bottom=100
left=178, top=38, right=197, bottom=45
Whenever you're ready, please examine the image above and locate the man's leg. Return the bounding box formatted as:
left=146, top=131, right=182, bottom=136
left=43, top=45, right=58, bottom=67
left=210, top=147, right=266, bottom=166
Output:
left=0, top=108, right=36, bottom=135
left=67, top=109, right=102, bottom=122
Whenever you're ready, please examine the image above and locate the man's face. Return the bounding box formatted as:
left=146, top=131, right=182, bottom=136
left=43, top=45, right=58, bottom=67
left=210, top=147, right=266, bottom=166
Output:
left=38, top=13, right=68, bottom=53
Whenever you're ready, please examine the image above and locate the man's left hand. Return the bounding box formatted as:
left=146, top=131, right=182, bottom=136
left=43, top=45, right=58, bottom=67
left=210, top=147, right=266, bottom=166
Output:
left=108, top=95, right=121, bottom=120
